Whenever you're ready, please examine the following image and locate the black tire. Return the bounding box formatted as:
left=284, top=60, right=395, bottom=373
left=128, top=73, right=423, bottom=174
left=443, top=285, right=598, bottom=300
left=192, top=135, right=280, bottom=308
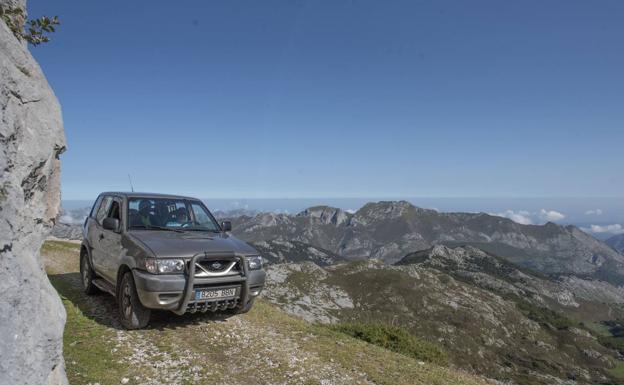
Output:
left=118, top=271, right=151, bottom=330
left=80, top=252, right=99, bottom=295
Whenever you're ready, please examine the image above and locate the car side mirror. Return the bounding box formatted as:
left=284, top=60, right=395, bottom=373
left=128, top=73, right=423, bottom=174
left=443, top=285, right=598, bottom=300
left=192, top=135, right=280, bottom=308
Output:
left=221, top=221, right=232, bottom=232
left=103, top=217, right=120, bottom=232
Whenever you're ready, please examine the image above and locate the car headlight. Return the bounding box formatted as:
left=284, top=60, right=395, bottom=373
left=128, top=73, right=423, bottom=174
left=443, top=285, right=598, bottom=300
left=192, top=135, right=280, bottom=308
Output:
left=247, top=255, right=263, bottom=270
left=144, top=258, right=185, bottom=274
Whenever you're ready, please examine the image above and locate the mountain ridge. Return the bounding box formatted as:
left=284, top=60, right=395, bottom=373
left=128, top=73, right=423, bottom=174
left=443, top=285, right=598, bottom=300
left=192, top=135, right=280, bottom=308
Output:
left=230, top=200, right=624, bottom=284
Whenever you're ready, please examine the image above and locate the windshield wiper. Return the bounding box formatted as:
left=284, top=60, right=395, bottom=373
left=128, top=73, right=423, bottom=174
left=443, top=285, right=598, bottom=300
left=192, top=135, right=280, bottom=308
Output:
left=130, top=225, right=185, bottom=233
left=149, top=225, right=186, bottom=233
left=180, top=227, right=221, bottom=233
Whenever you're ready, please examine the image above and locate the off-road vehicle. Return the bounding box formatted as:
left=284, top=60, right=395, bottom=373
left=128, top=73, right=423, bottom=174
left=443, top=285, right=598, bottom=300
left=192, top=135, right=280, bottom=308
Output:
left=80, top=192, right=266, bottom=329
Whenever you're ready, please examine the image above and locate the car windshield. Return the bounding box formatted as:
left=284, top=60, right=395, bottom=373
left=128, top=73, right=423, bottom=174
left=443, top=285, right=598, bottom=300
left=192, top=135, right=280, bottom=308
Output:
left=127, top=197, right=220, bottom=232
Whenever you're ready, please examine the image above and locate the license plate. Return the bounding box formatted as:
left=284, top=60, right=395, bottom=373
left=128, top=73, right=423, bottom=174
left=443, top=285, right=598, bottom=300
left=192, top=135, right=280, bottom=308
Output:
left=195, top=287, right=237, bottom=301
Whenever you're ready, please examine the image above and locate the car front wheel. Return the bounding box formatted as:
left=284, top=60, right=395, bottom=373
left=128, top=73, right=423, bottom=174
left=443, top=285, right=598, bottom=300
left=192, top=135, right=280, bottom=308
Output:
left=118, top=271, right=151, bottom=329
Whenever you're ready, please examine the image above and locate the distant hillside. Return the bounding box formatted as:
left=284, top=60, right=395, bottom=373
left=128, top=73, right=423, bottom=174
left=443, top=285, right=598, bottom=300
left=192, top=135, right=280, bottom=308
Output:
left=263, top=245, right=624, bottom=385
left=50, top=222, right=82, bottom=240
left=231, top=201, right=624, bottom=284
left=606, top=234, right=624, bottom=253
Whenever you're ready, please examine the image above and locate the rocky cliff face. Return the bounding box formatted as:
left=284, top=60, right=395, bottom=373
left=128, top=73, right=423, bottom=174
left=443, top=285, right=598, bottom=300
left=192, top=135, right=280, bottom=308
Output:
left=0, top=1, right=68, bottom=384
left=296, top=206, right=350, bottom=226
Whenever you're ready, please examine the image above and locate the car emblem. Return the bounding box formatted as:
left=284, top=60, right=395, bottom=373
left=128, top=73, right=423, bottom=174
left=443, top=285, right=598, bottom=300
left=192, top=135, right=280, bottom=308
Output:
left=210, top=261, right=222, bottom=270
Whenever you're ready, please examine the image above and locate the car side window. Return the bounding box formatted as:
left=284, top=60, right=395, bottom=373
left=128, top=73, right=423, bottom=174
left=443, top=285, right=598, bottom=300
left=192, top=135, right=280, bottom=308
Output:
left=95, top=196, right=113, bottom=225
left=107, top=200, right=121, bottom=221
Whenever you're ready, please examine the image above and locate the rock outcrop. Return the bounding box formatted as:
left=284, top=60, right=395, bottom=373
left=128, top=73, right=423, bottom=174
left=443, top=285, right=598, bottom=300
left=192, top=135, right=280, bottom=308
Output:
left=297, top=206, right=350, bottom=226
left=0, top=1, right=67, bottom=384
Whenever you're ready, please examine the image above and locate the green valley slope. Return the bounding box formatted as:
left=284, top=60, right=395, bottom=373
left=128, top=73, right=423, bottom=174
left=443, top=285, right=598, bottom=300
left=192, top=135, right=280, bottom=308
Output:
left=262, top=245, right=624, bottom=385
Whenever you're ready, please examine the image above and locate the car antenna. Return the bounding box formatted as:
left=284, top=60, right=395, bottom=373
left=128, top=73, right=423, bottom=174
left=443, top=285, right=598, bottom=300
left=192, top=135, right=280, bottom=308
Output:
left=128, top=174, right=135, bottom=192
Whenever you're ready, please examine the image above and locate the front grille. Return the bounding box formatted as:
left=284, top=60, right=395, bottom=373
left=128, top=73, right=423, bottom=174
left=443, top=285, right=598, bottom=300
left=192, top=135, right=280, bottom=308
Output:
left=189, top=258, right=242, bottom=278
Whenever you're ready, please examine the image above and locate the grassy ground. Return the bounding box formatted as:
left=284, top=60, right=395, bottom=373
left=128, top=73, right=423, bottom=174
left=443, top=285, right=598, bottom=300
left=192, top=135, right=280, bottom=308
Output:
left=609, top=362, right=624, bottom=380
left=42, top=240, right=491, bottom=385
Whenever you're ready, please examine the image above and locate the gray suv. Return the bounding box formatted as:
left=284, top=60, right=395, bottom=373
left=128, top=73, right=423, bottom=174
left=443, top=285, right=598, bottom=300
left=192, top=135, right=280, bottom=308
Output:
left=80, top=192, right=266, bottom=329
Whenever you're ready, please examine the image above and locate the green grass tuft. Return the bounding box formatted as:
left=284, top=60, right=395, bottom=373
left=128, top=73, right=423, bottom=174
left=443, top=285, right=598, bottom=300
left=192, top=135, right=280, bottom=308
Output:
left=328, top=322, right=448, bottom=366
left=42, top=239, right=80, bottom=254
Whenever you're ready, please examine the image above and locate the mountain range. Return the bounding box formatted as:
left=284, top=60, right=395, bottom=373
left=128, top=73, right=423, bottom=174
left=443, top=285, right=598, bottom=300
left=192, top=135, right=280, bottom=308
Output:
left=229, top=201, right=624, bottom=284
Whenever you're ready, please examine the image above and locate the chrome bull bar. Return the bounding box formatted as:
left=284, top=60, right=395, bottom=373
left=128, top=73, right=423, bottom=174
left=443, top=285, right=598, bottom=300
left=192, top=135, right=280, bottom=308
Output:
left=173, top=251, right=249, bottom=315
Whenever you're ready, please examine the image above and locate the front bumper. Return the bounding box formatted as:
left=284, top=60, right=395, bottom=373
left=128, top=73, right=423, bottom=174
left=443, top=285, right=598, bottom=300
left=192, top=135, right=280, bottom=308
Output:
left=133, top=252, right=266, bottom=314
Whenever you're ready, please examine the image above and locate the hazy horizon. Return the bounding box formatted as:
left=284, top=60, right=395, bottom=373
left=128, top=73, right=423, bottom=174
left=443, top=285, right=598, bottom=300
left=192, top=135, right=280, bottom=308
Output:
left=60, top=196, right=624, bottom=238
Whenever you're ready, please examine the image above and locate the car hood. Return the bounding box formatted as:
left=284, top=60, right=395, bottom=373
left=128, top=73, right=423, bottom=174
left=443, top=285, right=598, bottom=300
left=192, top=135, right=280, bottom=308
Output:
left=128, top=231, right=258, bottom=258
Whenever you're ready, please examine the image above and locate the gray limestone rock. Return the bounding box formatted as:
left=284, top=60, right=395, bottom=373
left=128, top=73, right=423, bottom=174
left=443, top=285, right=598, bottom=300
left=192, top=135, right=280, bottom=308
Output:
left=0, top=3, right=68, bottom=384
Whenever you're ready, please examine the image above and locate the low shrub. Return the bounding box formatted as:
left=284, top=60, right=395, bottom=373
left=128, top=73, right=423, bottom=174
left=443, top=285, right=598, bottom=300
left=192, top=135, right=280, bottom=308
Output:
left=329, top=322, right=448, bottom=366
left=513, top=298, right=576, bottom=330
left=598, top=336, right=624, bottom=354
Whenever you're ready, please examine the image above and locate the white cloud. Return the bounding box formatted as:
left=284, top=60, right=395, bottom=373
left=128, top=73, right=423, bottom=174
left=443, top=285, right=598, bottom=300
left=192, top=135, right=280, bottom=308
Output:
left=585, top=209, right=603, bottom=216
left=493, top=208, right=566, bottom=225
left=493, top=210, right=533, bottom=225
left=538, top=209, right=565, bottom=222
left=345, top=209, right=356, bottom=214
left=581, top=224, right=624, bottom=235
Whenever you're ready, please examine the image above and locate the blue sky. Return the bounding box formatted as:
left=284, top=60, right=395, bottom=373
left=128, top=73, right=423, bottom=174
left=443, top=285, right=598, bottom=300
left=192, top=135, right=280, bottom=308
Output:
left=29, top=0, right=624, bottom=200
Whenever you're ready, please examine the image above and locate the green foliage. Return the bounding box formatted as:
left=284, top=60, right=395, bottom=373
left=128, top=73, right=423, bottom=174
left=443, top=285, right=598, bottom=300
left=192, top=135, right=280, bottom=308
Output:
left=329, top=322, right=448, bottom=366
left=598, top=335, right=624, bottom=354
left=513, top=298, right=576, bottom=330
left=25, top=15, right=60, bottom=45
left=0, top=5, right=59, bottom=46
left=593, top=320, right=624, bottom=354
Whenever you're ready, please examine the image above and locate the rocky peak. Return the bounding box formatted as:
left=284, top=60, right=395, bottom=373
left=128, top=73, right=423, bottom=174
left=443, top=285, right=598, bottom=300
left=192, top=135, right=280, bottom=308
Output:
left=297, top=205, right=350, bottom=225
left=359, top=200, right=414, bottom=213
left=351, top=200, right=437, bottom=226
left=251, top=212, right=292, bottom=227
